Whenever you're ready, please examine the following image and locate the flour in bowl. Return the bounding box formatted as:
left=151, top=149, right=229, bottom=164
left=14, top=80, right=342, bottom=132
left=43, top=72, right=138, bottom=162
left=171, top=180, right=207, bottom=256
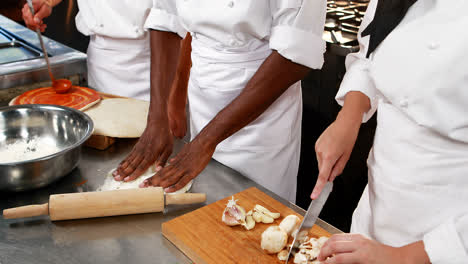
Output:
left=0, top=137, right=60, bottom=163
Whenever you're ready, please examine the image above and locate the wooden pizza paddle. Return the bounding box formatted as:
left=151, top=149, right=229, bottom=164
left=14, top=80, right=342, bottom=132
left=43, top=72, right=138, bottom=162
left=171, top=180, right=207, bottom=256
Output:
left=3, top=188, right=206, bottom=221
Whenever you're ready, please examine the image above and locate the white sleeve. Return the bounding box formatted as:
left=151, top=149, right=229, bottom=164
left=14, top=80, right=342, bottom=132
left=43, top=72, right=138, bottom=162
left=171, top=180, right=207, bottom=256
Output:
left=269, top=0, right=327, bottom=69
left=335, top=0, right=378, bottom=122
left=423, top=214, right=468, bottom=264
left=144, top=0, right=187, bottom=38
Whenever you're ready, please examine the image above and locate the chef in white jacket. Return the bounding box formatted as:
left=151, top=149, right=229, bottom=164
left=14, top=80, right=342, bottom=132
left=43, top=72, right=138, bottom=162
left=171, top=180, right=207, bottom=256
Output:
left=311, top=0, right=468, bottom=263
left=22, top=0, right=153, bottom=100
left=113, top=0, right=327, bottom=202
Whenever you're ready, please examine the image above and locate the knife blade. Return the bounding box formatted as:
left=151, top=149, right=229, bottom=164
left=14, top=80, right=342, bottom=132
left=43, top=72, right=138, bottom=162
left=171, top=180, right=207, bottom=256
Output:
left=26, top=0, right=55, bottom=82
left=285, top=182, right=333, bottom=263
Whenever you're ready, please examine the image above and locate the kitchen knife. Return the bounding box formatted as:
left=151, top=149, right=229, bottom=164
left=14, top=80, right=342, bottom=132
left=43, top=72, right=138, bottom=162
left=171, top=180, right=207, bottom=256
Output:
left=285, top=182, right=333, bottom=263
left=3, top=187, right=206, bottom=221
left=26, top=0, right=55, bottom=82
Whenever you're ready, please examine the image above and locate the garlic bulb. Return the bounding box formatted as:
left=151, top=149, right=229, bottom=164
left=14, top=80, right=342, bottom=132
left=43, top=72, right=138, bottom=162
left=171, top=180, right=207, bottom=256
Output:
left=221, top=196, right=246, bottom=226
left=279, top=215, right=301, bottom=236
left=261, top=226, right=288, bottom=254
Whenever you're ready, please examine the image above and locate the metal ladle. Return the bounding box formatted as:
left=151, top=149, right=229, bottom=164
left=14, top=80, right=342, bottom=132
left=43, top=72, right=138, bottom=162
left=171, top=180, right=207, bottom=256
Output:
left=26, top=0, right=72, bottom=93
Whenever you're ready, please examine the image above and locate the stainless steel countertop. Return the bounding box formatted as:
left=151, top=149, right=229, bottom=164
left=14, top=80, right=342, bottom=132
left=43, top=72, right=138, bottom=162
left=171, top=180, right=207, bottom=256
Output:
left=0, top=139, right=341, bottom=264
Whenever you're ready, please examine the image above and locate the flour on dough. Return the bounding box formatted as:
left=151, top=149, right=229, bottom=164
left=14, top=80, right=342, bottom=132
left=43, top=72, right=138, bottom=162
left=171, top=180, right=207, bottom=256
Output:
left=97, top=167, right=193, bottom=194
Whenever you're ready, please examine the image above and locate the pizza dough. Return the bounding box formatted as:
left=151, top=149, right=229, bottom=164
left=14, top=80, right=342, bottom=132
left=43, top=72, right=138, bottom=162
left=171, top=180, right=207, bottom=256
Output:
left=84, top=98, right=149, bottom=138
left=10, top=86, right=101, bottom=111
left=97, top=167, right=193, bottom=194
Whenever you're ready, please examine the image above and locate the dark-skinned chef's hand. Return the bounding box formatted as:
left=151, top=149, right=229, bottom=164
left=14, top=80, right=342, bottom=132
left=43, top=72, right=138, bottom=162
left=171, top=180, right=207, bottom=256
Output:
left=139, top=138, right=215, bottom=192
left=317, top=234, right=430, bottom=264
left=113, top=118, right=173, bottom=182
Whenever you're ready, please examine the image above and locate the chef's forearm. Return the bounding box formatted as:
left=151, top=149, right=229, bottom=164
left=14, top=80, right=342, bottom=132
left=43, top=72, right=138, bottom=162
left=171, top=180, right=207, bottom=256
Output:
left=195, top=51, right=310, bottom=148
left=169, top=33, right=192, bottom=102
left=336, top=91, right=371, bottom=126
left=148, top=30, right=182, bottom=121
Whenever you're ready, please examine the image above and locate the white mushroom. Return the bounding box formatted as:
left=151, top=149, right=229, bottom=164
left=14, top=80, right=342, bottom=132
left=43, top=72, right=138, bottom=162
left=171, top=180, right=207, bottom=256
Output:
left=279, top=215, right=301, bottom=236
left=308, top=237, right=319, bottom=248
left=308, top=248, right=320, bottom=260
left=295, top=230, right=309, bottom=244
left=261, top=226, right=288, bottom=254
left=293, top=252, right=309, bottom=264
left=317, top=236, right=329, bottom=247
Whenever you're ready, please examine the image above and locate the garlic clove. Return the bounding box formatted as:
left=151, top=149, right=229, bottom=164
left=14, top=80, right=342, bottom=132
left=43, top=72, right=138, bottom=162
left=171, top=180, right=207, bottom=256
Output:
left=246, top=210, right=253, bottom=216
left=254, top=204, right=281, bottom=219
left=252, top=211, right=263, bottom=223
left=243, top=215, right=255, bottom=230
left=261, top=214, right=274, bottom=224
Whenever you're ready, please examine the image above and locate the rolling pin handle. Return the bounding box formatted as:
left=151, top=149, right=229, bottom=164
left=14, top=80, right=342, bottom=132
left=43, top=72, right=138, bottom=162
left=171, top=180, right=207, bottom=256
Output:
left=165, top=193, right=207, bottom=206
left=2, top=203, right=49, bottom=219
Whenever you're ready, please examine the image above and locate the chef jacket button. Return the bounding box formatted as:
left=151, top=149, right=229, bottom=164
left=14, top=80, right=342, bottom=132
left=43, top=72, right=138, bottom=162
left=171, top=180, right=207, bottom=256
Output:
left=399, top=98, right=408, bottom=108
left=99, top=24, right=104, bottom=27
left=428, top=42, right=439, bottom=50
left=228, top=1, right=234, bottom=7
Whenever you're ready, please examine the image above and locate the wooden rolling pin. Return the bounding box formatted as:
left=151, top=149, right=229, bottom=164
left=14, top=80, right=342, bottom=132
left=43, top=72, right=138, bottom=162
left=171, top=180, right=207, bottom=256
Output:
left=3, top=187, right=206, bottom=221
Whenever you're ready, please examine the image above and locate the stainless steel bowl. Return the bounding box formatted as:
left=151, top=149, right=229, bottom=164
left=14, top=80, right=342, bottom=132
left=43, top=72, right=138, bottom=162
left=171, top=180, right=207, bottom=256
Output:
left=0, top=104, right=93, bottom=191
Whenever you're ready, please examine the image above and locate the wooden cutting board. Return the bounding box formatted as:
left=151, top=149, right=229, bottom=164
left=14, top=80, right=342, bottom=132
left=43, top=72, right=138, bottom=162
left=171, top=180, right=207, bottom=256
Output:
left=162, top=187, right=331, bottom=264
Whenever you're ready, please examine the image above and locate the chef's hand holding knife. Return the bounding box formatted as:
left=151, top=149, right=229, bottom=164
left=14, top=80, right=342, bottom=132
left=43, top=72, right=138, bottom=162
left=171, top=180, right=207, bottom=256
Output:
left=311, top=91, right=370, bottom=200
left=22, top=0, right=61, bottom=32
left=312, top=92, right=431, bottom=264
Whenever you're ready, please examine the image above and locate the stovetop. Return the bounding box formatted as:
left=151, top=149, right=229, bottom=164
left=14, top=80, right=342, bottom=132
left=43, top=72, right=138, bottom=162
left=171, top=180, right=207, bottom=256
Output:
left=323, top=0, right=370, bottom=55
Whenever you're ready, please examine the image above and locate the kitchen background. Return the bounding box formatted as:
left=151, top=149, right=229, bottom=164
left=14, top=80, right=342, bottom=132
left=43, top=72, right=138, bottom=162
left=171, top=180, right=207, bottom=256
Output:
left=0, top=0, right=375, bottom=232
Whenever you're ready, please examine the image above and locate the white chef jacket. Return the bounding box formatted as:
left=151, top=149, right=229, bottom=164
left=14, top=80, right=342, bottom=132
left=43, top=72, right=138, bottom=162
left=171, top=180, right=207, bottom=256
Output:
left=336, top=0, right=468, bottom=263
left=75, top=0, right=153, bottom=100
left=144, top=0, right=326, bottom=202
